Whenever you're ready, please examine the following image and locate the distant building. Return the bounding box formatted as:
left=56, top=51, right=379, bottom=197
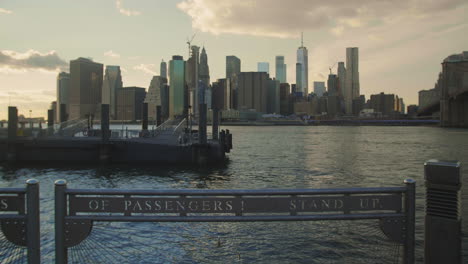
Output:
left=116, top=87, right=146, bottom=121
left=275, top=56, right=287, bottom=83
left=327, top=75, right=338, bottom=97
left=257, top=62, right=269, bottom=74
left=144, top=76, right=168, bottom=121
left=295, top=63, right=302, bottom=95
left=337, top=62, right=346, bottom=98
left=186, top=46, right=199, bottom=115
left=352, top=95, right=366, bottom=116
left=56, top=72, right=70, bottom=122
left=267, top=79, right=280, bottom=114
left=369, top=93, right=395, bottom=117
left=69, top=57, right=103, bottom=120
left=296, top=34, right=308, bottom=95
left=407, top=105, right=418, bottom=118
left=212, top=78, right=231, bottom=110
left=314, top=81, right=326, bottom=97
left=169, top=55, right=186, bottom=118
left=226, top=56, right=241, bottom=79
left=160, top=60, right=167, bottom=79
left=345, top=48, right=359, bottom=115
left=236, top=72, right=268, bottom=113
left=102, top=65, right=123, bottom=120
left=279, top=83, right=291, bottom=116
left=199, top=47, right=210, bottom=86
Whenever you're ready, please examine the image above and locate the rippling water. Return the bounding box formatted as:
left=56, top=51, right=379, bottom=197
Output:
left=1, top=126, right=468, bottom=263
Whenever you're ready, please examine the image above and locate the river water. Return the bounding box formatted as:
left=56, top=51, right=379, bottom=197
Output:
left=1, top=126, right=468, bottom=263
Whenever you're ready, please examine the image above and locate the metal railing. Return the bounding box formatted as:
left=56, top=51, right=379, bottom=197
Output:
left=54, top=179, right=415, bottom=264
left=0, top=179, right=40, bottom=264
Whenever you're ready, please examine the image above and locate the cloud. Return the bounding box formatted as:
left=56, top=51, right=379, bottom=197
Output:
left=116, top=0, right=141, bottom=16
left=133, top=64, right=157, bottom=75
left=0, top=49, right=68, bottom=73
left=0, top=8, right=13, bottom=14
left=177, top=0, right=466, bottom=38
left=104, top=50, right=121, bottom=58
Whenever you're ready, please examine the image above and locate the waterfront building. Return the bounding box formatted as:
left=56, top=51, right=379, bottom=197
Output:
left=257, top=62, right=269, bottom=74
left=295, top=63, right=302, bottom=96
left=160, top=60, right=167, bottom=79
left=144, top=76, right=168, bottom=121
left=345, top=48, right=360, bottom=115
left=169, top=55, right=186, bottom=118
left=116, top=87, right=146, bottom=121
left=327, top=96, right=341, bottom=117
left=102, top=65, right=123, bottom=120
left=236, top=72, right=268, bottom=113
left=313, top=81, right=326, bottom=97
left=267, top=79, right=280, bottom=114
left=275, top=56, right=287, bottom=83
left=296, top=34, right=308, bottom=96
left=407, top=105, right=418, bottom=118
left=279, top=83, right=291, bottom=116
left=352, top=95, right=366, bottom=116
left=212, top=78, right=231, bottom=110
left=56, top=72, right=70, bottom=122
left=69, top=57, right=103, bottom=120
left=327, top=74, right=338, bottom=97
left=226, top=56, right=241, bottom=79
left=369, top=92, right=395, bottom=117
left=186, top=46, right=200, bottom=115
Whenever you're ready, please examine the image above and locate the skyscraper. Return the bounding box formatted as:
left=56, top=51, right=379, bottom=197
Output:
left=56, top=72, right=70, bottom=122
left=275, top=56, right=287, bottom=83
left=160, top=60, right=167, bottom=79
left=69, top=57, right=103, bottom=120
left=102, top=65, right=123, bottom=120
left=199, top=47, right=210, bottom=86
left=327, top=75, right=338, bottom=96
left=144, top=76, right=167, bottom=121
left=236, top=72, right=268, bottom=113
left=226, top=56, right=241, bottom=79
left=267, top=78, right=280, bottom=114
left=345, top=48, right=359, bottom=115
left=169, top=55, right=186, bottom=118
left=116, top=87, right=146, bottom=121
left=296, top=34, right=308, bottom=96
left=295, top=63, right=302, bottom=95
left=257, top=62, right=269, bottom=74
left=313, top=81, right=325, bottom=97
left=186, top=46, right=199, bottom=115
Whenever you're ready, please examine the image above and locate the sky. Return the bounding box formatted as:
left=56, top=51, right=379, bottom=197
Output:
left=1, top=0, right=467, bottom=119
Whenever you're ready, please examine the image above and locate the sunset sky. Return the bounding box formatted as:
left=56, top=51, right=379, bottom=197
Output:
left=1, top=0, right=467, bottom=119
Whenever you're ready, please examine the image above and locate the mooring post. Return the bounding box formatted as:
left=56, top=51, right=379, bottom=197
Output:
left=404, top=178, right=415, bottom=264
left=101, top=104, right=110, bottom=142
left=142, top=102, right=148, bottom=131
left=26, top=179, right=40, bottom=264
left=156, top=105, right=162, bottom=127
left=212, top=108, right=219, bottom=140
left=199, top=103, right=207, bottom=144
left=55, top=179, right=68, bottom=264
left=424, top=160, right=462, bottom=264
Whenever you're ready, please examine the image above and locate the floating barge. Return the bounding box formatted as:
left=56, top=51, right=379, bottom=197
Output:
left=0, top=105, right=232, bottom=165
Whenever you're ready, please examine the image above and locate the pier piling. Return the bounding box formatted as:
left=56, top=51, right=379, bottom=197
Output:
left=142, top=103, right=148, bottom=131
left=199, top=103, right=207, bottom=144
left=101, top=104, right=110, bottom=142
left=212, top=108, right=219, bottom=140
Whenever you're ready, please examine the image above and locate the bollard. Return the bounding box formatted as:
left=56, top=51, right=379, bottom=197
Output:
left=101, top=104, right=110, bottom=142
left=55, top=179, right=68, bottom=264
left=142, top=103, right=148, bottom=131
left=424, top=160, right=462, bottom=264
left=26, top=179, right=40, bottom=264
left=212, top=108, right=219, bottom=140
left=198, top=103, right=207, bottom=144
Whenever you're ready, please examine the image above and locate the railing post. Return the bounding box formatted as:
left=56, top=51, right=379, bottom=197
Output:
left=55, top=179, right=68, bottom=264
left=424, top=160, right=462, bottom=264
left=26, top=179, right=40, bottom=264
left=404, top=178, right=416, bottom=264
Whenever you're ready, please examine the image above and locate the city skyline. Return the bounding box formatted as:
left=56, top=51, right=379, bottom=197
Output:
left=0, top=0, right=467, bottom=119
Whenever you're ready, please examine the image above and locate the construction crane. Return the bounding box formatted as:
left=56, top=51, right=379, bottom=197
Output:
left=186, top=33, right=197, bottom=58
left=329, top=62, right=337, bottom=75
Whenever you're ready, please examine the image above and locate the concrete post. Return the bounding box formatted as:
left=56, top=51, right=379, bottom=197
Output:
left=424, top=160, right=462, bottom=264
left=8, top=106, right=18, bottom=140
left=101, top=104, right=110, bottom=142
left=26, top=179, right=40, bottom=264
left=55, top=179, right=68, bottom=264
left=142, top=103, right=148, bottom=131
left=198, top=103, right=207, bottom=144
left=212, top=108, right=219, bottom=140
